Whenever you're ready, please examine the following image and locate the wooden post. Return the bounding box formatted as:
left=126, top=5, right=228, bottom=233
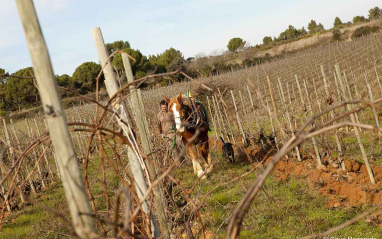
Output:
left=351, top=69, right=365, bottom=119
left=335, top=65, right=375, bottom=184
left=286, top=111, right=302, bottom=162
left=373, top=56, right=382, bottom=95
left=277, top=77, right=286, bottom=104
left=303, top=78, right=312, bottom=110
left=363, top=72, right=382, bottom=154
left=239, top=90, right=248, bottom=120
left=122, top=53, right=169, bottom=238
left=211, top=96, right=224, bottom=140
left=217, top=91, right=236, bottom=143
left=287, top=82, right=292, bottom=105
left=320, top=66, right=345, bottom=170
left=230, top=90, right=247, bottom=144
left=92, top=27, right=160, bottom=237
left=33, top=118, right=55, bottom=181
left=246, top=85, right=260, bottom=132
left=42, top=118, right=61, bottom=178
left=0, top=122, right=13, bottom=211
left=294, top=75, right=304, bottom=105
left=207, top=96, right=218, bottom=142
left=333, top=73, right=342, bottom=101
left=2, top=119, right=14, bottom=159
left=71, top=107, right=87, bottom=157
left=7, top=119, right=36, bottom=199
left=24, top=119, right=41, bottom=192
left=266, top=76, right=283, bottom=142
left=320, top=65, right=330, bottom=98
left=15, top=1, right=96, bottom=237
left=343, top=72, right=362, bottom=126
left=70, top=115, right=84, bottom=160
left=312, top=77, right=322, bottom=114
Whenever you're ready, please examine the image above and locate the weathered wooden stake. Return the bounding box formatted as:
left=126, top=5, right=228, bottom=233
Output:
left=217, top=90, right=236, bottom=143
left=92, top=27, right=160, bottom=237
left=19, top=119, right=47, bottom=189
left=294, top=75, right=305, bottom=106
left=287, top=82, right=292, bottom=105
left=33, top=118, right=55, bottom=181
left=335, top=65, right=375, bottom=184
left=277, top=77, right=286, bottom=105
left=16, top=1, right=96, bottom=236
left=207, top=96, right=218, bottom=142
left=230, top=90, right=247, bottom=144
left=286, top=111, right=302, bottom=162
left=212, top=95, right=225, bottom=140
left=373, top=56, right=382, bottom=95
left=322, top=67, right=346, bottom=170
left=246, top=85, right=260, bottom=132
left=122, top=53, right=169, bottom=238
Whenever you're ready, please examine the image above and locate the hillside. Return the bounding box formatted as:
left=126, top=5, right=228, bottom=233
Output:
left=254, top=19, right=382, bottom=58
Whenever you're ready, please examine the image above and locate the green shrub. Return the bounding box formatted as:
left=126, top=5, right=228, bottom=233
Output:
left=332, top=30, right=342, bottom=41
left=351, top=26, right=380, bottom=38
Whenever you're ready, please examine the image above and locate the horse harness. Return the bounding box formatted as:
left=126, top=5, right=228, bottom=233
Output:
left=179, top=97, right=209, bottom=130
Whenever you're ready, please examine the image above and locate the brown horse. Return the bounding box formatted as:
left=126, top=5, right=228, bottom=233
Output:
left=165, top=93, right=212, bottom=179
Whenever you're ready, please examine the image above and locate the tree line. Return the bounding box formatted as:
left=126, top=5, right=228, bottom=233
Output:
left=227, top=6, right=382, bottom=51
left=1, top=6, right=381, bottom=115
left=0, top=43, right=188, bottom=115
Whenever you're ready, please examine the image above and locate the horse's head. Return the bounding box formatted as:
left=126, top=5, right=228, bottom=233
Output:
left=166, top=93, right=190, bottom=133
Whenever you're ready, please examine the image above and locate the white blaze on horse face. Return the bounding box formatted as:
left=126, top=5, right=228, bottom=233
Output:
left=172, top=103, right=184, bottom=132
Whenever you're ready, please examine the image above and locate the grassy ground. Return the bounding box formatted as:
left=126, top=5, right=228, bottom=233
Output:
left=1, top=150, right=120, bottom=239
left=173, top=149, right=382, bottom=238
left=1, top=147, right=382, bottom=238
left=2, top=182, right=71, bottom=239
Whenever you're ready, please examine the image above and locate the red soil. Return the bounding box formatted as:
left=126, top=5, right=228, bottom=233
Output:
left=212, top=138, right=381, bottom=208
left=265, top=156, right=382, bottom=208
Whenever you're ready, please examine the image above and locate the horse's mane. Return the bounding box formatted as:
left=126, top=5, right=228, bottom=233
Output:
left=179, top=95, right=193, bottom=108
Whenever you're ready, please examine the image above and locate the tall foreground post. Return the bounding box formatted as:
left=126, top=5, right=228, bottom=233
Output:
left=122, top=53, right=170, bottom=238
left=92, top=27, right=160, bottom=237
left=15, top=1, right=95, bottom=238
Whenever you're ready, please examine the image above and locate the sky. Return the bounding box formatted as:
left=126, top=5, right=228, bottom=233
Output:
left=0, top=0, right=381, bottom=76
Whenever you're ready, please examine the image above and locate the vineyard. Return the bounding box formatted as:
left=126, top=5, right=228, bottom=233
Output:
left=2, top=3, right=382, bottom=238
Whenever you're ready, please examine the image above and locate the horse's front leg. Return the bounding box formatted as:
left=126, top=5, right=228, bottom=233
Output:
left=188, top=145, right=205, bottom=179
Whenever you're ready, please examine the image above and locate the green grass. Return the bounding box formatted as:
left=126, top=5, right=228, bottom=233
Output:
left=2, top=147, right=382, bottom=238
left=2, top=183, right=70, bottom=239
left=1, top=148, right=122, bottom=238
left=172, top=150, right=382, bottom=238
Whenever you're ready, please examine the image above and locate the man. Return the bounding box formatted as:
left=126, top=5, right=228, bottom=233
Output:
left=157, top=100, right=175, bottom=137
left=157, top=100, right=178, bottom=155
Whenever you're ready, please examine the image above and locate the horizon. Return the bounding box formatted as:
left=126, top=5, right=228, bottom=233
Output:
left=0, top=0, right=381, bottom=76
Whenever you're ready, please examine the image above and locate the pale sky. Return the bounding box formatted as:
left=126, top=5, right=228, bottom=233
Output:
left=0, top=0, right=380, bottom=76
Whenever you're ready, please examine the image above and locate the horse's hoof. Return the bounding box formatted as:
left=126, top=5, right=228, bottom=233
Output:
left=205, top=167, right=212, bottom=174
left=204, top=164, right=213, bottom=174
left=197, top=170, right=207, bottom=180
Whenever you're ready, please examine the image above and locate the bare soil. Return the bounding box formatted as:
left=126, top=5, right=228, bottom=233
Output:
left=270, top=156, right=382, bottom=207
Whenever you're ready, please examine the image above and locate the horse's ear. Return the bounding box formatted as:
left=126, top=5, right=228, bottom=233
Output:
left=165, top=97, right=170, bottom=104
left=177, top=92, right=182, bottom=103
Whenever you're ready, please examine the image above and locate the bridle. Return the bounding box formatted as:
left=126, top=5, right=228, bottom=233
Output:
left=175, top=99, right=204, bottom=129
